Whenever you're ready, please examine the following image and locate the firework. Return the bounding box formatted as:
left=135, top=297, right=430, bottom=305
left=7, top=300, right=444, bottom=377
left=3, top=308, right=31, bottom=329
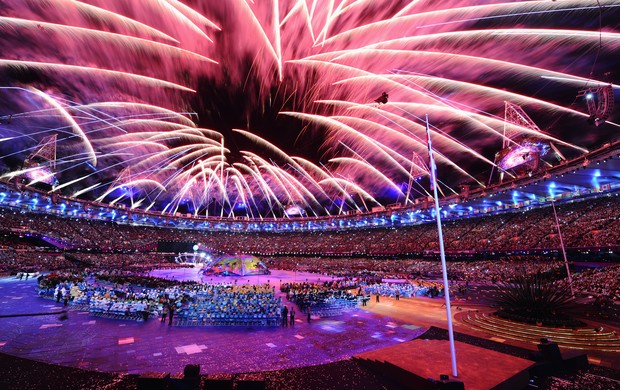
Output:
left=0, top=1, right=618, bottom=218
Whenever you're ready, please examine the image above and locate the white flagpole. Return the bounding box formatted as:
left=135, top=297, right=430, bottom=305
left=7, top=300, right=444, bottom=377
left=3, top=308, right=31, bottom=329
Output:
left=550, top=189, right=574, bottom=298
left=426, top=114, right=458, bottom=378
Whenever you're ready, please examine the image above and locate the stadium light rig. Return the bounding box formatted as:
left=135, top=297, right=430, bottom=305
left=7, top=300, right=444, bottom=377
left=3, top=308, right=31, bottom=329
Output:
left=578, top=85, right=615, bottom=126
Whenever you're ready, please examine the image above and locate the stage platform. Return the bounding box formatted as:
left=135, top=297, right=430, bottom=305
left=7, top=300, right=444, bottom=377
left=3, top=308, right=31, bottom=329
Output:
left=354, top=339, right=535, bottom=390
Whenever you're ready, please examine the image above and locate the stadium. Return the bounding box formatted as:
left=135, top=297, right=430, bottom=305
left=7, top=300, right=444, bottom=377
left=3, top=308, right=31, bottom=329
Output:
left=0, top=1, right=619, bottom=389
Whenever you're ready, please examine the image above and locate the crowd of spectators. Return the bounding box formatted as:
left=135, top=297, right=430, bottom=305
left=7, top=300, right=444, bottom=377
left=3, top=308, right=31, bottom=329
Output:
left=0, top=249, right=184, bottom=276
left=1, top=194, right=619, bottom=256
left=266, top=256, right=566, bottom=284
left=562, top=264, right=620, bottom=302
left=0, top=250, right=72, bottom=274
left=67, top=252, right=176, bottom=271
left=0, top=208, right=157, bottom=251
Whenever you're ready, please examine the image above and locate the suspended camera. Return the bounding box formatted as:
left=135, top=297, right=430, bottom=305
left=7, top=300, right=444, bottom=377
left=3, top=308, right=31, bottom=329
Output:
left=374, top=92, right=389, bottom=105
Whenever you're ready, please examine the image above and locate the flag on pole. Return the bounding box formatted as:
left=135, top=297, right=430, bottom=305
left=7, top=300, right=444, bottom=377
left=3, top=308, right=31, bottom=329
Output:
left=425, top=114, right=437, bottom=192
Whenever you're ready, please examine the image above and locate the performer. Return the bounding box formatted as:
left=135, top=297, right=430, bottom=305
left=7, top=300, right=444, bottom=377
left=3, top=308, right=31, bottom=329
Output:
left=168, top=302, right=175, bottom=326
left=161, top=303, right=168, bottom=323
left=282, top=306, right=289, bottom=327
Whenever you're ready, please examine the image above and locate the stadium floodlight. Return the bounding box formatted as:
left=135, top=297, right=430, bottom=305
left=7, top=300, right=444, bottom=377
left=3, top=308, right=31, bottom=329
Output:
left=578, top=85, right=614, bottom=126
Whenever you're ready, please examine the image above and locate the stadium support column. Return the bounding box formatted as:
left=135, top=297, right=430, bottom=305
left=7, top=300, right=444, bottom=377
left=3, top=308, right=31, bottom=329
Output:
left=426, top=114, right=458, bottom=378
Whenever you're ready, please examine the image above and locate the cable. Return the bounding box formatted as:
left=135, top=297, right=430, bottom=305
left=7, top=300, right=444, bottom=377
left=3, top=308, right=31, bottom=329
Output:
left=586, top=0, right=604, bottom=85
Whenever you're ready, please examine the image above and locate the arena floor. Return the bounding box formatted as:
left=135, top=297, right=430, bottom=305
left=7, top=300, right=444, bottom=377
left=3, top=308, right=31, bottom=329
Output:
left=0, top=270, right=426, bottom=374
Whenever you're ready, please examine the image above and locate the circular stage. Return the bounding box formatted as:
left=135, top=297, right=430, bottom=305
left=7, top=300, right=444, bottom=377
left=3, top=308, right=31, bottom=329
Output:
left=0, top=272, right=425, bottom=375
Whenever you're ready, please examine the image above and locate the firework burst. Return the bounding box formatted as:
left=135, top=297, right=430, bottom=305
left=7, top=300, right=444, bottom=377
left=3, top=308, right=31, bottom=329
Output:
left=0, top=1, right=619, bottom=218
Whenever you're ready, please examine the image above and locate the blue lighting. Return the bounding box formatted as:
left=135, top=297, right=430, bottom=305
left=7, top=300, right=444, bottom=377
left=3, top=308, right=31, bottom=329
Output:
left=591, top=169, right=601, bottom=190
left=548, top=182, right=556, bottom=198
